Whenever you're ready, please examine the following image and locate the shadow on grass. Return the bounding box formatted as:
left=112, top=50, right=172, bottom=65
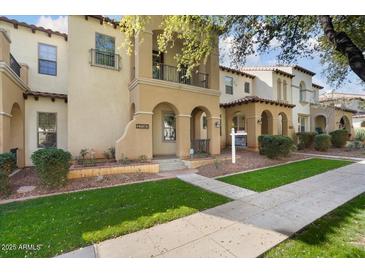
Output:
left=291, top=194, right=365, bottom=246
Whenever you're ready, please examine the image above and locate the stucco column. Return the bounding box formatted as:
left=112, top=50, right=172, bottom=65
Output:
left=134, top=30, right=153, bottom=79
left=247, top=115, right=260, bottom=149
left=176, top=115, right=191, bottom=158
left=272, top=117, right=278, bottom=135
left=20, top=63, right=29, bottom=85
left=206, top=45, right=219, bottom=90
left=207, top=116, right=220, bottom=155
left=0, top=29, right=11, bottom=65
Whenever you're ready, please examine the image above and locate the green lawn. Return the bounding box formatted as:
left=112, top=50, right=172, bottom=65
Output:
left=264, top=194, right=365, bottom=258
left=0, top=178, right=230, bottom=258
left=218, top=158, right=352, bottom=192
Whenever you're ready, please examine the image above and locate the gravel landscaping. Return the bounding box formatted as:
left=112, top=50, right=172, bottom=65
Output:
left=197, top=150, right=310, bottom=178
left=4, top=167, right=161, bottom=201
left=298, top=148, right=365, bottom=158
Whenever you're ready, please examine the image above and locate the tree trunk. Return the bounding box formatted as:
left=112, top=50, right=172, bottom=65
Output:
left=319, top=15, right=365, bottom=83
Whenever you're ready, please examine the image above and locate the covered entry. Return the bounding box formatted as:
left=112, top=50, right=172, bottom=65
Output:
left=315, top=115, right=327, bottom=133
left=190, top=107, right=210, bottom=154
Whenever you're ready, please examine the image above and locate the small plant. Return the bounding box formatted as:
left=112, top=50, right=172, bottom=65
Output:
left=296, top=132, right=316, bottom=150
left=314, top=134, right=331, bottom=152
left=0, top=152, right=17, bottom=175
left=345, top=140, right=364, bottom=151
left=258, top=135, right=294, bottom=159
left=330, top=129, right=349, bottom=148
left=119, top=154, right=130, bottom=165
left=31, top=148, right=72, bottom=188
left=138, top=155, right=148, bottom=163
left=0, top=171, right=11, bottom=197
left=355, top=128, right=365, bottom=142
left=108, top=147, right=116, bottom=159
left=213, top=157, right=221, bottom=169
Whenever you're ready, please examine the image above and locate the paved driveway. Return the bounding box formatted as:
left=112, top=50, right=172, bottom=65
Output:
left=58, top=161, right=365, bottom=258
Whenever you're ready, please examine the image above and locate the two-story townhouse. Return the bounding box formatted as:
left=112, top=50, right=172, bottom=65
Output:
left=219, top=66, right=295, bottom=150
left=0, top=15, right=221, bottom=166
left=0, top=16, right=68, bottom=167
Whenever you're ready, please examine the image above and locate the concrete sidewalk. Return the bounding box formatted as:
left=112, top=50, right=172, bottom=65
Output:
left=58, top=161, right=365, bottom=258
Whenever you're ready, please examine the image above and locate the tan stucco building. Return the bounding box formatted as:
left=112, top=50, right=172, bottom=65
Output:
left=0, top=15, right=356, bottom=167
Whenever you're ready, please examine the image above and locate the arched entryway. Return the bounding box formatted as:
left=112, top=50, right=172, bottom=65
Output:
left=152, top=102, right=178, bottom=157
left=277, top=112, right=288, bottom=136
left=190, top=106, right=211, bottom=155
left=339, top=115, right=351, bottom=132
left=315, top=115, right=327, bottom=134
left=261, top=110, right=273, bottom=135
left=9, top=103, right=24, bottom=167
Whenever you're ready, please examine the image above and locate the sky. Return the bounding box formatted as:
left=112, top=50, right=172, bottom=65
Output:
left=4, top=15, right=365, bottom=95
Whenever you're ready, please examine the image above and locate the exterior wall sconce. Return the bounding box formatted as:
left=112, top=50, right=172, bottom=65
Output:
left=257, top=118, right=262, bottom=124
left=215, top=121, right=221, bottom=128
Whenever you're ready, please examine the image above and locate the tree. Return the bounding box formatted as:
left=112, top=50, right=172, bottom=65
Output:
left=120, top=15, right=365, bottom=87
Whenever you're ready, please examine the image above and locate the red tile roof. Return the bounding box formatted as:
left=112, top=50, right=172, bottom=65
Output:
left=219, top=66, right=255, bottom=79
left=241, top=66, right=295, bottom=78
left=0, top=16, right=68, bottom=41
left=23, top=90, right=67, bottom=102
left=312, top=83, right=324, bottom=90
left=220, top=96, right=295, bottom=108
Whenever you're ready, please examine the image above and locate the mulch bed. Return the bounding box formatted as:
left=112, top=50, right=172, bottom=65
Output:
left=4, top=167, right=161, bottom=201
left=299, top=148, right=365, bottom=158
left=197, top=150, right=310, bottom=178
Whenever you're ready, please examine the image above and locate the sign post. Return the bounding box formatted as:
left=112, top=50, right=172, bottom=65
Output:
left=231, top=128, right=236, bottom=164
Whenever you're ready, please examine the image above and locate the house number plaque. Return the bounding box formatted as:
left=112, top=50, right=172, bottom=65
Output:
left=136, top=124, right=149, bottom=129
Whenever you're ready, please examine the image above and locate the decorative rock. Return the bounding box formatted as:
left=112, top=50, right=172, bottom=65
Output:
left=17, top=186, right=36, bottom=194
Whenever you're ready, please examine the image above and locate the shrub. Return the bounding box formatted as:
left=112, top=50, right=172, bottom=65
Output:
left=346, top=140, right=364, bottom=150
left=296, top=132, right=316, bottom=150
left=138, top=155, right=148, bottom=163
left=31, top=148, right=72, bottom=188
left=0, top=171, right=11, bottom=197
left=314, top=134, right=331, bottom=152
left=355, top=128, right=365, bottom=142
left=0, top=152, right=17, bottom=175
left=330, top=129, right=349, bottom=148
left=258, top=135, right=294, bottom=159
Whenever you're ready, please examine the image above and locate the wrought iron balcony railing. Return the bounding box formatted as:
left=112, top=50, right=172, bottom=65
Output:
left=152, top=63, right=209, bottom=89
left=9, top=53, right=21, bottom=77
left=90, top=49, right=120, bottom=70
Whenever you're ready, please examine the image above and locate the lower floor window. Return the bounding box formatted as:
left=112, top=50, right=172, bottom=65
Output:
left=37, top=112, right=57, bottom=148
left=163, top=112, right=176, bottom=141
left=298, top=115, right=307, bottom=132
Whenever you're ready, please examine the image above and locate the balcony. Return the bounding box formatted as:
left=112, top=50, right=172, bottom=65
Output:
left=152, top=63, right=209, bottom=89
left=9, top=53, right=21, bottom=77
left=90, top=49, right=120, bottom=70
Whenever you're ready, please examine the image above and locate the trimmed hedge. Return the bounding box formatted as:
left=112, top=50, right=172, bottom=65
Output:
left=0, top=152, right=17, bottom=175
left=314, top=134, right=332, bottom=152
left=258, top=135, right=294, bottom=159
left=0, top=171, right=10, bottom=197
left=31, top=148, right=72, bottom=188
left=296, top=132, right=316, bottom=150
left=330, top=129, right=349, bottom=148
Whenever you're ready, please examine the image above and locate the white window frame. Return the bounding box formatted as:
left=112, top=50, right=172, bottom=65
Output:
left=224, top=76, right=233, bottom=95
left=37, top=112, right=57, bottom=148
left=38, top=43, right=57, bottom=76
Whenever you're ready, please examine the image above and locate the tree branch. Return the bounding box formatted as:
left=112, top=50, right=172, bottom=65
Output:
left=319, top=15, right=365, bottom=82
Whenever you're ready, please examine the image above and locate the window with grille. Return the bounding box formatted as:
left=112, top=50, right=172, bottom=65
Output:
left=163, top=112, right=176, bottom=141
left=225, top=76, right=233, bottom=94
left=244, top=82, right=250, bottom=93
left=38, top=43, right=57, bottom=76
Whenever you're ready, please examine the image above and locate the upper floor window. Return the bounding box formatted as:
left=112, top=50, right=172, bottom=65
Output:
left=38, top=43, right=57, bottom=76
left=277, top=78, right=282, bottom=100
left=95, top=33, right=116, bottom=67
left=283, top=80, right=287, bottom=101
left=244, top=82, right=250, bottom=93
left=37, top=112, right=57, bottom=148
left=299, top=81, right=306, bottom=102
left=225, top=76, right=233, bottom=94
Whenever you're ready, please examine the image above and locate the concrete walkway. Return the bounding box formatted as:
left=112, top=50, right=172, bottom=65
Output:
left=177, top=173, right=256, bottom=199
left=57, top=161, right=365, bottom=258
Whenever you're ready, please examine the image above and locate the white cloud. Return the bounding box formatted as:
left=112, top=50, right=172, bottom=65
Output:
left=36, top=16, right=68, bottom=33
